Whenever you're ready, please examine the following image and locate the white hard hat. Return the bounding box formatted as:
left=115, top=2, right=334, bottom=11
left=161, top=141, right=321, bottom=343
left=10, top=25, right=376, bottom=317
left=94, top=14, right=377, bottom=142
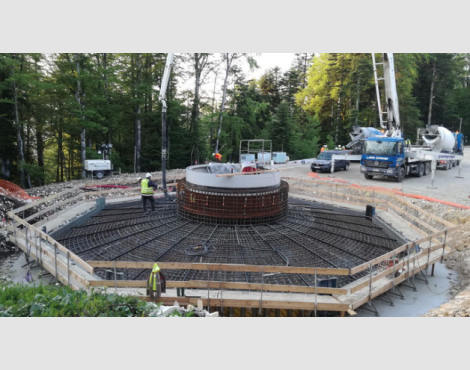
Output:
left=146, top=173, right=151, bottom=178
left=212, top=153, right=215, bottom=156
left=137, top=177, right=142, bottom=181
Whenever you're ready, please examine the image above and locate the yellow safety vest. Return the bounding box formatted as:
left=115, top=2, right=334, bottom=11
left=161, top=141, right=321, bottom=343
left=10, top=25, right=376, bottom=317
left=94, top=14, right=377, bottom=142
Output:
left=141, top=179, right=153, bottom=195
left=148, top=263, right=161, bottom=291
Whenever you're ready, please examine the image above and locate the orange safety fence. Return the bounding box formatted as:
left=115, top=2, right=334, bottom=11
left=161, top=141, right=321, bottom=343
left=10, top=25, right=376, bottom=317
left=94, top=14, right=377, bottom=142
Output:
left=0, top=180, right=40, bottom=202
left=306, top=172, right=470, bottom=210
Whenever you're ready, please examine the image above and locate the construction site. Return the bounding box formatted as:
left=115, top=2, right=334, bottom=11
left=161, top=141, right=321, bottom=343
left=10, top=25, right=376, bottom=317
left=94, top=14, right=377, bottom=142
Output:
left=2, top=53, right=470, bottom=317
left=2, top=152, right=470, bottom=317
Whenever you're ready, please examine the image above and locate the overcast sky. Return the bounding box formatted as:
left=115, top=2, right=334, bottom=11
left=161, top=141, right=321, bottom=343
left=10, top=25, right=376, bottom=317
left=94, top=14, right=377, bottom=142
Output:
left=248, top=53, right=297, bottom=79
left=177, top=53, right=298, bottom=103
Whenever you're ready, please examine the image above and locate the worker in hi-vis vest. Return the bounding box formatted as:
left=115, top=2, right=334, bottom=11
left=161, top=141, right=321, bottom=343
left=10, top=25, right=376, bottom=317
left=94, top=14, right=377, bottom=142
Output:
left=147, top=263, right=161, bottom=299
left=141, top=173, right=158, bottom=213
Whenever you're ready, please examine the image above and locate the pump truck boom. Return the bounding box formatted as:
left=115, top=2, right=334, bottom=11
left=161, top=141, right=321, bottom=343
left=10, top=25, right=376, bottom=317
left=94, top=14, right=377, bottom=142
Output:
left=359, top=53, right=464, bottom=183
left=159, top=53, right=174, bottom=199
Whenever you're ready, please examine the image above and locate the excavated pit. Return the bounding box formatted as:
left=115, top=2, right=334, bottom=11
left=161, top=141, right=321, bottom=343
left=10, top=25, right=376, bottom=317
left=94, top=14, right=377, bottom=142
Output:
left=55, top=195, right=402, bottom=288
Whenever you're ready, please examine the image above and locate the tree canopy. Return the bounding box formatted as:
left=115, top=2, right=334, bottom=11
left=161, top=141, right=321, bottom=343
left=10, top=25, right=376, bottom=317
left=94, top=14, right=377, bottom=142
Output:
left=1, top=53, right=469, bottom=188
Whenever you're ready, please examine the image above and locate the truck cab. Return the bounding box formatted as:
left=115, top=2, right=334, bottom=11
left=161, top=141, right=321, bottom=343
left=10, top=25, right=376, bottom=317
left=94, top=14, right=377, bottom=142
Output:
left=360, top=137, right=406, bottom=181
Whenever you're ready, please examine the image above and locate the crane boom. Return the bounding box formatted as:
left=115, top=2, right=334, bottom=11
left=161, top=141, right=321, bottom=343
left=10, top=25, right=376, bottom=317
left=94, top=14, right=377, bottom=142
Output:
left=372, top=53, right=401, bottom=137
left=159, top=53, right=175, bottom=107
left=159, top=53, right=174, bottom=199
left=382, top=53, right=401, bottom=134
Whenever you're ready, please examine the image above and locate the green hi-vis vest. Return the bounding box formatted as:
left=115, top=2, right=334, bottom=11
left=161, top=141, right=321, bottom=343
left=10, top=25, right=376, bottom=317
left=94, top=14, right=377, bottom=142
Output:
left=149, top=263, right=161, bottom=290
left=141, top=179, right=153, bottom=195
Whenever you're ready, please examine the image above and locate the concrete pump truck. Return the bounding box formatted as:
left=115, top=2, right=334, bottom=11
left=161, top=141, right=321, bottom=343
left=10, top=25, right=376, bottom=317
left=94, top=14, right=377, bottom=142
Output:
left=359, top=53, right=464, bottom=183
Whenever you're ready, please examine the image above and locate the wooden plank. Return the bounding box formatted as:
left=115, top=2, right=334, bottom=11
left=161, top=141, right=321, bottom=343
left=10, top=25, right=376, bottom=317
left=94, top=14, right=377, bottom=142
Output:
left=148, top=297, right=349, bottom=312
left=9, top=235, right=81, bottom=291
left=88, top=280, right=147, bottom=287
left=89, top=279, right=347, bottom=294
left=386, top=201, right=439, bottom=233
left=286, top=177, right=459, bottom=228
left=215, top=169, right=281, bottom=178
left=9, top=214, right=94, bottom=275
left=350, top=259, right=406, bottom=294
left=351, top=251, right=449, bottom=310
left=24, top=193, right=85, bottom=222
left=12, top=187, right=78, bottom=214
left=86, top=261, right=350, bottom=276
left=184, top=280, right=347, bottom=295
left=388, top=193, right=455, bottom=228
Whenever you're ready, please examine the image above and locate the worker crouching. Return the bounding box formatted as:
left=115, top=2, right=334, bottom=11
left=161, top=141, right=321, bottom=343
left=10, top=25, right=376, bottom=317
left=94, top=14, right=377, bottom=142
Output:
left=141, top=173, right=159, bottom=213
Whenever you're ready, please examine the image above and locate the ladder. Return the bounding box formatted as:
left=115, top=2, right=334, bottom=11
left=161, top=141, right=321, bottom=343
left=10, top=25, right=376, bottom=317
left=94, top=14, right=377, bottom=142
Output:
left=371, top=53, right=402, bottom=137
left=371, top=53, right=388, bottom=130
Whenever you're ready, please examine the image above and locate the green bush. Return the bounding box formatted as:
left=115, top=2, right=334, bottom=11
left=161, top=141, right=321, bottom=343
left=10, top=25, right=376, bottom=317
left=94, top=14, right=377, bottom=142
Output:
left=0, top=282, right=153, bottom=317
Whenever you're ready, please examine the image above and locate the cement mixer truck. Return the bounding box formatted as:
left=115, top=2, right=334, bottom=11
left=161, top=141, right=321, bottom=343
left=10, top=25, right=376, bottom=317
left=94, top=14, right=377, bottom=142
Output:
left=359, top=53, right=464, bottom=183
left=346, top=126, right=383, bottom=154
left=422, top=125, right=461, bottom=170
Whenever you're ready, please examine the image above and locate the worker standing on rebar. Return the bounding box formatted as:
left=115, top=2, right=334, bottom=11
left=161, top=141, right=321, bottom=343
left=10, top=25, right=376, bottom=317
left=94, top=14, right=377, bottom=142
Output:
left=141, top=173, right=158, bottom=213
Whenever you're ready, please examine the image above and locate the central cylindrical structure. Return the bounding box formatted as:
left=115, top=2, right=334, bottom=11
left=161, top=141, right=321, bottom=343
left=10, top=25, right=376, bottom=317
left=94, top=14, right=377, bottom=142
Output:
left=177, top=164, right=288, bottom=225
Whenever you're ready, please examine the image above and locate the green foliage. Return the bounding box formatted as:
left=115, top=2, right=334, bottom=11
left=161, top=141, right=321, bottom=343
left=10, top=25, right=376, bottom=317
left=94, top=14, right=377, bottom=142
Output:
left=0, top=282, right=153, bottom=317
left=3, top=52, right=470, bottom=188
left=326, top=134, right=336, bottom=150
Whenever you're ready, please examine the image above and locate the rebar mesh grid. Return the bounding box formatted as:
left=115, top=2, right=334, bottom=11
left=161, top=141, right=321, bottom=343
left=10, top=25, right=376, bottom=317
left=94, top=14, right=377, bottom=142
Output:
left=176, top=179, right=289, bottom=225
left=59, top=199, right=401, bottom=288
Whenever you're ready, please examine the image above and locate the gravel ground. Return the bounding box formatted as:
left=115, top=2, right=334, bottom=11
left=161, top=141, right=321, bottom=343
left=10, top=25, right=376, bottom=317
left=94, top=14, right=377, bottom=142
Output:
left=282, top=148, right=470, bottom=207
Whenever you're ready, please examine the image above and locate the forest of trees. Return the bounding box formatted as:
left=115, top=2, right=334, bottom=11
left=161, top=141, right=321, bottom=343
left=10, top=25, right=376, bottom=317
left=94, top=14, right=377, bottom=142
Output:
left=1, top=53, right=470, bottom=188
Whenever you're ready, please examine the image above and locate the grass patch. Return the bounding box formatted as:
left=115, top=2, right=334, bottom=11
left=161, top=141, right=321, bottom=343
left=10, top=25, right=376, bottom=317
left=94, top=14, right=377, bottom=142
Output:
left=0, top=282, right=155, bottom=317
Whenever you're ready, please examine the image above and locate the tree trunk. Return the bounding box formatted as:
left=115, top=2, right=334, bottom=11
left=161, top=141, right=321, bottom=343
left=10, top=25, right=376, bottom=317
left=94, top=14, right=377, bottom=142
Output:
left=80, top=127, right=86, bottom=178
left=72, top=53, right=87, bottom=179
left=428, top=60, right=437, bottom=126
left=133, top=54, right=142, bottom=172
left=215, top=53, right=234, bottom=154
left=355, top=76, right=361, bottom=125
left=58, top=128, right=64, bottom=182
left=11, top=57, right=31, bottom=188
left=36, top=127, right=44, bottom=186
left=102, top=53, right=112, bottom=143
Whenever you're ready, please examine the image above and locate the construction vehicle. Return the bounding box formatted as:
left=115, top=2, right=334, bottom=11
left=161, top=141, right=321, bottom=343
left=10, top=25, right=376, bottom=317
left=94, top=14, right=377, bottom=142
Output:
left=359, top=53, right=464, bottom=183
left=346, top=125, right=383, bottom=154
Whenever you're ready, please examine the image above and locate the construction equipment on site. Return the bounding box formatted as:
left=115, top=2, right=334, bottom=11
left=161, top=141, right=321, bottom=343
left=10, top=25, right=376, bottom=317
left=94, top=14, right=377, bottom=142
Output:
left=346, top=126, right=383, bottom=154
left=239, top=139, right=272, bottom=169
left=359, top=53, right=464, bottom=184
left=84, top=143, right=114, bottom=179
left=84, top=160, right=112, bottom=179
left=159, top=53, right=175, bottom=199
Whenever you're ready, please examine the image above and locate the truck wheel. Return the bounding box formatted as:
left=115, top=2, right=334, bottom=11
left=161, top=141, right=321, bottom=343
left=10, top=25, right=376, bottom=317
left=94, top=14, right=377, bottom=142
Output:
left=444, top=162, right=449, bottom=171
left=424, top=162, right=431, bottom=176
left=395, top=167, right=405, bottom=182
left=417, top=162, right=424, bottom=177
left=344, top=164, right=349, bottom=171
left=364, top=174, right=373, bottom=180
left=95, top=171, right=105, bottom=179
left=452, top=161, right=456, bottom=168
